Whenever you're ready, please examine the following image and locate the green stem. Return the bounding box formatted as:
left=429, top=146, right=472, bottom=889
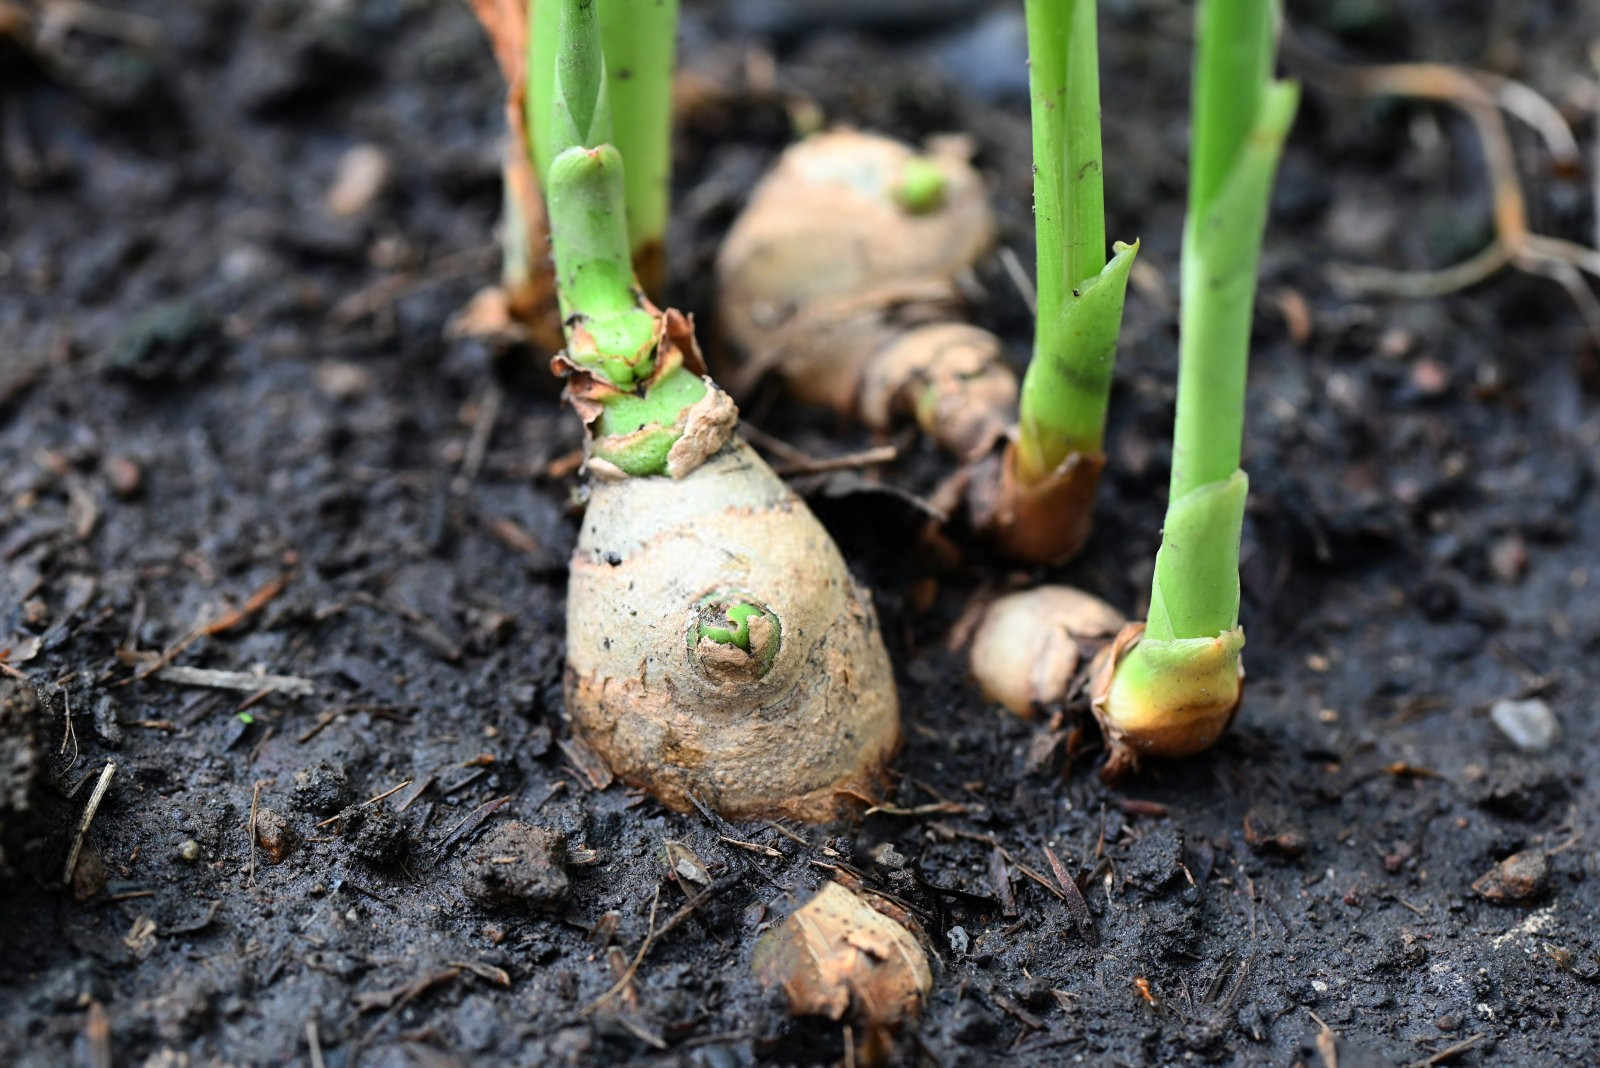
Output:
left=598, top=0, right=679, bottom=263
left=531, top=0, right=676, bottom=270
left=548, top=0, right=612, bottom=165
left=1059, top=0, right=1106, bottom=292
left=535, top=1, right=712, bottom=479
left=1188, top=0, right=1274, bottom=219
left=547, top=144, right=710, bottom=476
left=1147, top=0, right=1297, bottom=640
left=547, top=145, right=657, bottom=385
left=1016, top=0, right=1135, bottom=479
left=1143, top=471, right=1248, bottom=641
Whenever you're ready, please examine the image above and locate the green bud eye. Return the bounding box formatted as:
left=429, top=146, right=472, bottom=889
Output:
left=893, top=157, right=947, bottom=214
left=688, top=593, right=782, bottom=681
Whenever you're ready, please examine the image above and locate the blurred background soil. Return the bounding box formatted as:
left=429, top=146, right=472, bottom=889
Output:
left=2, top=0, right=1599, bottom=1064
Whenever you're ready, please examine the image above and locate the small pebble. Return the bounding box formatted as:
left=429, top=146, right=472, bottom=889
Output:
left=1488, top=534, right=1527, bottom=583
left=253, top=809, right=299, bottom=864
left=869, top=843, right=907, bottom=870
left=947, top=925, right=969, bottom=954
left=1472, top=850, right=1548, bottom=903
left=177, top=839, right=201, bottom=862
left=1409, top=357, right=1450, bottom=396
left=1378, top=327, right=1414, bottom=358
left=1490, top=698, right=1559, bottom=753
left=314, top=360, right=374, bottom=401
left=325, top=143, right=390, bottom=217
left=104, top=455, right=142, bottom=498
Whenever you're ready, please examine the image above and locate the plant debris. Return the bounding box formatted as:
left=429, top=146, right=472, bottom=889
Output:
left=753, top=881, right=933, bottom=1064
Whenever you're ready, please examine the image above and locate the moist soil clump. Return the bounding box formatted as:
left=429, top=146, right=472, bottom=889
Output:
left=3, top=1, right=1600, bottom=1064
left=464, top=822, right=571, bottom=912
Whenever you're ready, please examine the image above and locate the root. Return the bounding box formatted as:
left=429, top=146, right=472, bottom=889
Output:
left=1284, top=29, right=1600, bottom=344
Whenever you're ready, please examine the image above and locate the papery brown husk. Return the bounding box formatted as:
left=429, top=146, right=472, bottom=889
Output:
left=752, top=881, right=933, bottom=1066
left=968, top=585, right=1124, bottom=718
left=966, top=441, right=1107, bottom=565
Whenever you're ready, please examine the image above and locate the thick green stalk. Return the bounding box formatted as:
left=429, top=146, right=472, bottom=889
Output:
left=528, top=0, right=557, bottom=184
left=547, top=145, right=657, bottom=384
left=1143, top=471, right=1248, bottom=641
left=536, top=0, right=613, bottom=167
left=538, top=2, right=710, bottom=479
left=1016, top=0, right=1136, bottom=480
left=1147, top=0, right=1297, bottom=641
left=1188, top=0, right=1274, bottom=219
left=598, top=0, right=678, bottom=262
left=531, top=0, right=676, bottom=269
left=546, top=145, right=708, bottom=475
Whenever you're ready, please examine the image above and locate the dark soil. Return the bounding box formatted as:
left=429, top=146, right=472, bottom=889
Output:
left=4, top=1, right=1600, bottom=1065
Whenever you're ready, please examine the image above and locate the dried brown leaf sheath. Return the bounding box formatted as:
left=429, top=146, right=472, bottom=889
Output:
left=466, top=0, right=525, bottom=85
left=716, top=129, right=1012, bottom=459
left=465, top=0, right=564, bottom=350
left=565, top=437, right=900, bottom=822
left=967, top=441, right=1108, bottom=565
left=753, top=882, right=932, bottom=1060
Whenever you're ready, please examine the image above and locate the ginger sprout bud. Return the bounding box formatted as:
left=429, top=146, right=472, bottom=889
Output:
left=689, top=593, right=782, bottom=683
left=894, top=156, right=948, bottom=214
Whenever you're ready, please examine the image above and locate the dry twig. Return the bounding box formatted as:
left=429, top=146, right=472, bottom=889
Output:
left=1308, top=1009, right=1338, bottom=1068
left=62, top=762, right=115, bottom=886
left=584, top=883, right=662, bottom=1013
left=154, top=665, right=314, bottom=697
left=305, top=1019, right=325, bottom=1068
left=83, top=1000, right=111, bottom=1068
left=583, top=876, right=735, bottom=1014
left=246, top=779, right=265, bottom=886
left=1406, top=1031, right=1487, bottom=1068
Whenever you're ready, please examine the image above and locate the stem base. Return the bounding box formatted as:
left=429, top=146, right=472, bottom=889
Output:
left=967, top=440, right=1106, bottom=565
left=1089, top=622, right=1245, bottom=781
